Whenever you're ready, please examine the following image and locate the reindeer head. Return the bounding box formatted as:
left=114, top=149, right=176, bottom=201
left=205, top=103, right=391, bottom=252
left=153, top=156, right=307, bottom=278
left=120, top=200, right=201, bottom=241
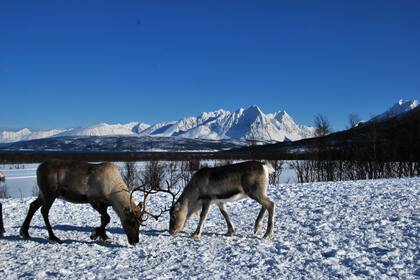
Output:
left=169, top=201, right=187, bottom=235
left=122, top=204, right=141, bottom=245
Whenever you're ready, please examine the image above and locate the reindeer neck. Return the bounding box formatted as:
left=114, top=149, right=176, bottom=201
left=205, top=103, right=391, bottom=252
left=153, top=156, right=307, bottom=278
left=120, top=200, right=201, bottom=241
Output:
left=109, top=188, right=134, bottom=220
left=178, top=190, right=199, bottom=217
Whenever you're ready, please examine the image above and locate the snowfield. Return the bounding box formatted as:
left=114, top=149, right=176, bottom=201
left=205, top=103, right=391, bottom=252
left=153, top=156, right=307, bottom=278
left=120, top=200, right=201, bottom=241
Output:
left=0, top=177, right=419, bottom=279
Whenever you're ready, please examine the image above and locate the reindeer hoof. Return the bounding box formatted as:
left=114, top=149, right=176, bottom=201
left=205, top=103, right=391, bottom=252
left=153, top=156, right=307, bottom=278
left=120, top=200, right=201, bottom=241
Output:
left=225, top=231, right=235, bottom=237
left=189, top=233, right=201, bottom=240
left=99, top=235, right=111, bottom=242
left=90, top=232, right=99, bottom=240
left=48, top=236, right=63, bottom=244
left=19, top=229, right=30, bottom=239
left=263, top=233, right=273, bottom=240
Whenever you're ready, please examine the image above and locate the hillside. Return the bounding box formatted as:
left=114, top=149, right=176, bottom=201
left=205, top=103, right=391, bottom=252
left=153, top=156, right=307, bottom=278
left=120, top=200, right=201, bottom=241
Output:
left=235, top=105, right=420, bottom=161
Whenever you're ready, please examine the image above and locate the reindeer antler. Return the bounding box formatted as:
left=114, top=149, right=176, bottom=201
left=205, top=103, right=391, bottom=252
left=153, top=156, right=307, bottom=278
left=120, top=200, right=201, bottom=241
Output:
left=129, top=180, right=179, bottom=224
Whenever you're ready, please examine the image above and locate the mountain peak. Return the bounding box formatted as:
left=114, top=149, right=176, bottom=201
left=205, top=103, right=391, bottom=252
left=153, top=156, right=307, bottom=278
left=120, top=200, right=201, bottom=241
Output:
left=274, top=110, right=292, bottom=121
left=246, top=104, right=262, bottom=112
left=242, top=105, right=264, bottom=117
left=0, top=105, right=314, bottom=143
left=371, top=99, right=418, bottom=122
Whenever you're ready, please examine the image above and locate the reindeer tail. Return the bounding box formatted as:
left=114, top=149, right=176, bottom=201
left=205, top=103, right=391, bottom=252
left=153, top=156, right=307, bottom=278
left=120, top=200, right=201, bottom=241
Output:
left=262, top=162, right=275, bottom=175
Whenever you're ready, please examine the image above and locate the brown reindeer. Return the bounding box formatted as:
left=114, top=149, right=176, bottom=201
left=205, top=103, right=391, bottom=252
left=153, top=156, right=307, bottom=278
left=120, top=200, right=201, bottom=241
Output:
left=169, top=161, right=276, bottom=239
left=20, top=160, right=162, bottom=245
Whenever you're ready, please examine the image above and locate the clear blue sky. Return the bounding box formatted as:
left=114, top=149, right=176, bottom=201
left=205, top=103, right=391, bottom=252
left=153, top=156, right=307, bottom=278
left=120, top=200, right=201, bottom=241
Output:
left=1, top=0, right=419, bottom=131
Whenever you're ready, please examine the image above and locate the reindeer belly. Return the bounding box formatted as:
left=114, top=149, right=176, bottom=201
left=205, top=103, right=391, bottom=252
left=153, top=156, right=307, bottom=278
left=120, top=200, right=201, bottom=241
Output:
left=214, top=193, right=247, bottom=204
left=199, top=190, right=247, bottom=204
left=58, top=185, right=89, bottom=203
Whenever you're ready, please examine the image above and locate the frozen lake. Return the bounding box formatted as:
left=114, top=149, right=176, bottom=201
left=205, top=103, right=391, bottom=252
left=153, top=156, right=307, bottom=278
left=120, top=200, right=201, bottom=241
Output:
left=0, top=164, right=39, bottom=198
left=0, top=162, right=297, bottom=198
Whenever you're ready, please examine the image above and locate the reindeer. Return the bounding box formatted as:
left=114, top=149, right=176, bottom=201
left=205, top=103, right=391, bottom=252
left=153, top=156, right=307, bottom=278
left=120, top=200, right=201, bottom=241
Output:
left=20, top=160, right=165, bottom=245
left=169, top=161, right=276, bottom=239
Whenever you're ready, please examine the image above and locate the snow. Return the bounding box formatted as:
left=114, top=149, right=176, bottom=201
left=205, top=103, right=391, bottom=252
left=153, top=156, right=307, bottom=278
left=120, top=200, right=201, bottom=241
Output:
left=1, top=176, right=418, bottom=279
left=136, top=105, right=314, bottom=142
left=2, top=100, right=419, bottom=144
left=370, top=99, right=418, bottom=122
left=0, top=128, right=32, bottom=143
left=57, top=123, right=137, bottom=137
left=0, top=105, right=314, bottom=144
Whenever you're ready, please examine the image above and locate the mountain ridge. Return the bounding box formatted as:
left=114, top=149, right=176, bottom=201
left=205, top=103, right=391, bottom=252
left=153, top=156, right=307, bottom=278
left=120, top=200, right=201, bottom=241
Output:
left=0, top=106, right=314, bottom=143
left=1, top=100, right=417, bottom=144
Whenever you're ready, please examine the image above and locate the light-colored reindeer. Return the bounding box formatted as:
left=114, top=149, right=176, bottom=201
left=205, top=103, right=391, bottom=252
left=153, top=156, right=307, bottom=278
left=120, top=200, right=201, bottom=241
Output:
left=20, top=160, right=163, bottom=245
left=169, top=161, right=276, bottom=239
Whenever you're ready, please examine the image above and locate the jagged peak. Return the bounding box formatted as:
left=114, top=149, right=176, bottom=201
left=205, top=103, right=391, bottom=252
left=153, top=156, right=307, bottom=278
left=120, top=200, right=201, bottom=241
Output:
left=198, top=109, right=229, bottom=120
left=395, top=99, right=417, bottom=108
left=244, top=105, right=263, bottom=114
left=0, top=128, right=31, bottom=135
left=371, top=99, right=419, bottom=122
left=274, top=110, right=293, bottom=121
left=0, top=105, right=315, bottom=143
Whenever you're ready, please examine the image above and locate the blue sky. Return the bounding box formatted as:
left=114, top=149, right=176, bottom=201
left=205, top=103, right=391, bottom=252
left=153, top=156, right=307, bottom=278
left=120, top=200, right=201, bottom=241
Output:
left=1, top=0, right=419, bottom=131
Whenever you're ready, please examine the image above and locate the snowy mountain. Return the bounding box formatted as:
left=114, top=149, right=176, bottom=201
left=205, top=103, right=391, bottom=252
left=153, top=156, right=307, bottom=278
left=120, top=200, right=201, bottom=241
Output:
left=138, top=106, right=314, bottom=142
left=0, top=123, right=151, bottom=143
left=57, top=123, right=137, bottom=137
left=370, top=99, right=418, bottom=122
left=0, top=106, right=314, bottom=143
left=0, top=128, right=67, bottom=143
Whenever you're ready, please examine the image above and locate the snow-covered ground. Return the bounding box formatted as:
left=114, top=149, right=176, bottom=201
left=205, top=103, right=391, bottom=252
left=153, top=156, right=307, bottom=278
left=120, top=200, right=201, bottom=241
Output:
left=0, top=177, right=418, bottom=279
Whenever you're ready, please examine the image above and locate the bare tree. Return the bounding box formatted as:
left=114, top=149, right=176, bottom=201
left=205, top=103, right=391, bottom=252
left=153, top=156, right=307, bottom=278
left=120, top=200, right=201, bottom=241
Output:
left=141, top=161, right=166, bottom=191
left=32, top=183, right=39, bottom=197
left=268, top=160, right=283, bottom=185
left=165, top=161, right=183, bottom=189
left=0, top=202, right=4, bottom=237
left=188, top=159, right=201, bottom=172
left=0, top=169, right=5, bottom=236
left=121, top=161, right=138, bottom=190
left=314, top=114, right=331, bottom=136
left=347, top=113, right=360, bottom=129
left=0, top=182, right=8, bottom=199
left=179, top=161, right=193, bottom=187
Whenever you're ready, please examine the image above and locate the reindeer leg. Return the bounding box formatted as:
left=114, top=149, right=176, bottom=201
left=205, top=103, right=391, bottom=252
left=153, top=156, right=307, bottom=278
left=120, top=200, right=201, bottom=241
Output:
left=20, top=197, right=43, bottom=239
left=260, top=197, right=275, bottom=239
left=0, top=203, right=4, bottom=237
left=254, top=207, right=266, bottom=234
left=218, top=203, right=235, bottom=236
left=249, top=194, right=275, bottom=239
left=90, top=203, right=111, bottom=242
left=191, top=201, right=211, bottom=239
left=40, top=197, right=61, bottom=244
